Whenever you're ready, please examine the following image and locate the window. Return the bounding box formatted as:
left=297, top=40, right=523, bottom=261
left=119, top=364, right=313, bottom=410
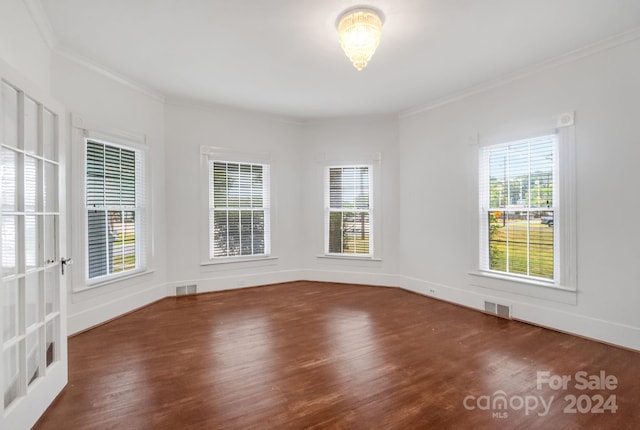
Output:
left=208, top=160, right=270, bottom=259
left=479, top=134, right=557, bottom=281
left=85, top=139, right=144, bottom=281
left=325, top=166, right=372, bottom=256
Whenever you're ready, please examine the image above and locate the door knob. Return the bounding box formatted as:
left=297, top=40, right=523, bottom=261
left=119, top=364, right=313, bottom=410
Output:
left=61, top=257, right=73, bottom=275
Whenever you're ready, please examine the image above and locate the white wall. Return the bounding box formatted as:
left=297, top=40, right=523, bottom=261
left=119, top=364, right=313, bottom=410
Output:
left=164, top=101, right=303, bottom=292
left=299, top=117, right=400, bottom=286
left=397, top=38, right=640, bottom=350
left=0, top=0, right=51, bottom=90
left=49, top=53, right=168, bottom=334
left=163, top=109, right=401, bottom=293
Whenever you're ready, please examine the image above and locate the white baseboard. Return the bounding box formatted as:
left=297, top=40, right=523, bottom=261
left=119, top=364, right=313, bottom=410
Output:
left=298, top=269, right=400, bottom=288
left=68, top=269, right=640, bottom=352
left=398, top=275, right=640, bottom=352
left=67, top=282, right=166, bottom=335
left=167, top=269, right=303, bottom=295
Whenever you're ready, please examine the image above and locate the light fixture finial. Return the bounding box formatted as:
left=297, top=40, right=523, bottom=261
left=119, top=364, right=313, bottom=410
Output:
left=336, top=7, right=384, bottom=71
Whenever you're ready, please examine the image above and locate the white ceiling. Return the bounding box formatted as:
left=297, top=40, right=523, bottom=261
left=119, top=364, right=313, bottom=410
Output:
left=40, top=0, right=640, bottom=119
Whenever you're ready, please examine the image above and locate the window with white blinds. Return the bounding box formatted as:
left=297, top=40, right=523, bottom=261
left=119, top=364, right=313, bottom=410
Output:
left=325, top=166, right=372, bottom=256
left=85, top=139, right=144, bottom=280
left=209, top=161, right=270, bottom=259
left=479, top=134, right=557, bottom=281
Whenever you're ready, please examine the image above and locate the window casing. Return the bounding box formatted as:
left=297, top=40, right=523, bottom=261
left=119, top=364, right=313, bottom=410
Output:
left=85, top=138, right=144, bottom=282
left=325, top=165, right=373, bottom=256
left=479, top=134, right=559, bottom=283
left=208, top=160, right=271, bottom=259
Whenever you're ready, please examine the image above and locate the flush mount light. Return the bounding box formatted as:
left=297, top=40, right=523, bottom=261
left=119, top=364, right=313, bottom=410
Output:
left=336, top=7, right=384, bottom=71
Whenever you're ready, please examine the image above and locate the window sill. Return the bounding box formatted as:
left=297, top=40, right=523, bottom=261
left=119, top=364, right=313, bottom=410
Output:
left=316, top=254, right=382, bottom=262
left=469, top=270, right=576, bottom=305
left=200, top=256, right=279, bottom=266
left=74, top=269, right=155, bottom=293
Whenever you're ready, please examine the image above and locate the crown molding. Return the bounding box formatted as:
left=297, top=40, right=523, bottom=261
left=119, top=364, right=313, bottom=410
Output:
left=23, top=0, right=165, bottom=103
left=23, top=0, right=58, bottom=49
left=54, top=47, right=166, bottom=103
left=399, top=26, right=640, bottom=119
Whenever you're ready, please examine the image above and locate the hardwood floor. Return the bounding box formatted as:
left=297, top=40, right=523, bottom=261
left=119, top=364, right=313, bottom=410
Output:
left=35, top=281, right=639, bottom=429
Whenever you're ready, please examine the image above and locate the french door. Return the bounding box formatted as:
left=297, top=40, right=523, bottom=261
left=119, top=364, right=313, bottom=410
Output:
left=1, top=61, right=67, bottom=429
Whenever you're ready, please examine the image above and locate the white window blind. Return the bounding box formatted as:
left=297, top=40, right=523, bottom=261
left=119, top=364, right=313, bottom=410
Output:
left=325, top=166, right=372, bottom=256
left=209, top=161, right=270, bottom=259
left=479, top=134, right=558, bottom=281
left=86, top=140, right=144, bottom=280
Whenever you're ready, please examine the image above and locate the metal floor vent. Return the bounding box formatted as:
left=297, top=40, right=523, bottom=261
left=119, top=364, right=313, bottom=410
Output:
left=176, top=284, right=197, bottom=296
left=484, top=301, right=512, bottom=319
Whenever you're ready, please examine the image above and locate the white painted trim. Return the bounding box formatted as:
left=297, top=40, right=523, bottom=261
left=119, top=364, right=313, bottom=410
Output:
left=167, top=269, right=304, bottom=296
left=67, top=282, right=166, bottom=335
left=468, top=272, right=576, bottom=305
left=200, top=256, right=279, bottom=266
left=69, top=115, right=154, bottom=294
left=199, top=145, right=271, bottom=162
left=299, top=269, right=399, bottom=288
left=316, top=255, right=382, bottom=262
left=73, top=269, right=639, bottom=351
left=73, top=269, right=156, bottom=293
left=23, top=0, right=58, bottom=49
left=199, top=150, right=274, bottom=265
left=54, top=47, right=165, bottom=103
left=319, top=156, right=382, bottom=260
left=399, top=27, right=640, bottom=119
left=470, top=121, right=577, bottom=298
left=398, top=275, right=640, bottom=352
left=72, top=113, right=147, bottom=148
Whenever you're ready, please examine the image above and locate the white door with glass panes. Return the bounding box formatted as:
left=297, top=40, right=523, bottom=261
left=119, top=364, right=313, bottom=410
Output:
left=1, top=62, right=68, bottom=429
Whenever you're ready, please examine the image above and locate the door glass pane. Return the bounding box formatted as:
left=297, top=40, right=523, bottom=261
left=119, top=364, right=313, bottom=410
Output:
left=26, top=330, right=40, bottom=386
left=1, top=148, right=17, bottom=211
left=43, top=108, right=56, bottom=161
left=45, top=266, right=59, bottom=315
left=1, top=215, right=17, bottom=276
left=46, top=318, right=58, bottom=367
left=44, top=162, right=58, bottom=212
left=3, top=343, right=20, bottom=408
left=3, top=279, right=18, bottom=342
left=24, top=96, right=38, bottom=155
left=1, top=81, right=18, bottom=148
left=44, top=215, right=57, bottom=265
left=25, top=215, right=39, bottom=270
left=26, top=272, right=41, bottom=328
left=24, top=155, right=39, bottom=212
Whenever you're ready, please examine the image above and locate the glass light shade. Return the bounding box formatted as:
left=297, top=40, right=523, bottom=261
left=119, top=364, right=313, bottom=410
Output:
left=337, top=8, right=383, bottom=71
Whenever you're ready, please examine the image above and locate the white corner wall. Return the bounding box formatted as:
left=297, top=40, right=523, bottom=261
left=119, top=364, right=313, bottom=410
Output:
left=299, top=117, right=400, bottom=286
left=397, top=37, right=640, bottom=350
left=0, top=0, right=51, bottom=90
left=49, top=53, right=168, bottom=334
left=164, top=101, right=304, bottom=293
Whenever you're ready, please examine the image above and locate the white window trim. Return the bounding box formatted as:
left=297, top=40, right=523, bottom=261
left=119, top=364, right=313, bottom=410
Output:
left=70, top=113, right=152, bottom=291
left=199, top=146, right=276, bottom=265
left=468, top=113, right=577, bottom=300
left=318, top=151, right=382, bottom=261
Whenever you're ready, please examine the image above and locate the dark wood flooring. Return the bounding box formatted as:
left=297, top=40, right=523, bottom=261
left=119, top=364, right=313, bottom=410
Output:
left=35, top=281, right=640, bottom=429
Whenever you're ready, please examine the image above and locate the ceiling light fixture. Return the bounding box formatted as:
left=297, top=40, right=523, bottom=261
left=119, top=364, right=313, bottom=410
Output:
left=336, top=7, right=384, bottom=71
